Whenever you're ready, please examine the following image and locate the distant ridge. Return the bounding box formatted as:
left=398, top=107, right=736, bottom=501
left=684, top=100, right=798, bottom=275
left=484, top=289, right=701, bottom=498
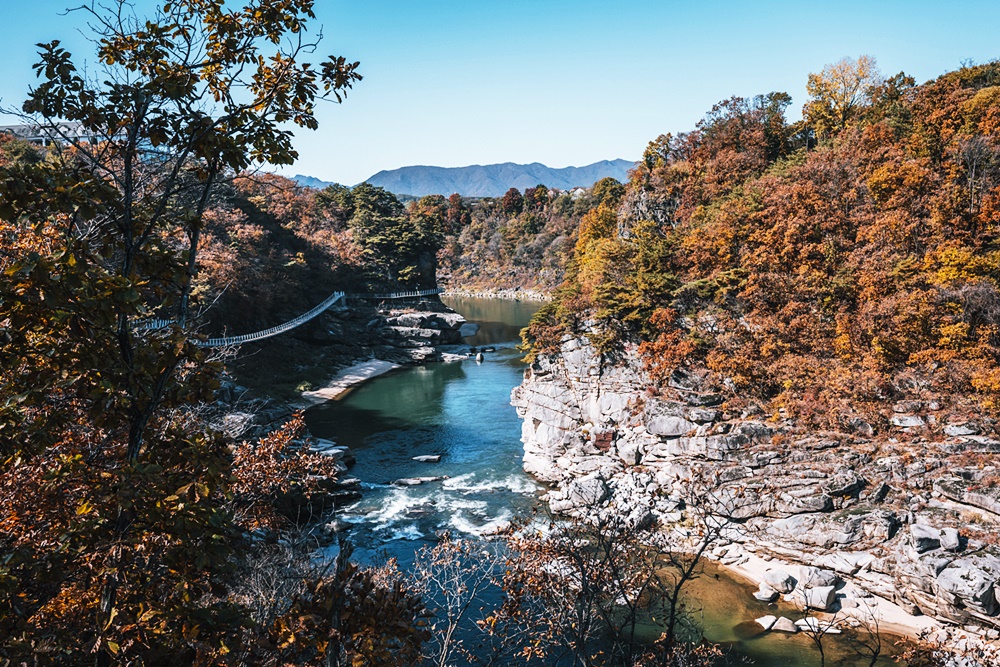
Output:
left=292, top=174, right=336, bottom=190
left=292, top=159, right=635, bottom=197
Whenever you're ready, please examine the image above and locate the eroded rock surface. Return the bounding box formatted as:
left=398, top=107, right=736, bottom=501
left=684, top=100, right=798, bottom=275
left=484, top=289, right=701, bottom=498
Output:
left=511, top=335, right=1000, bottom=638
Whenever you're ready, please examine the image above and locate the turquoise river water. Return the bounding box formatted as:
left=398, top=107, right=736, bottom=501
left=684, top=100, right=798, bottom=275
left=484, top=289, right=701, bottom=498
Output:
left=305, top=296, right=904, bottom=666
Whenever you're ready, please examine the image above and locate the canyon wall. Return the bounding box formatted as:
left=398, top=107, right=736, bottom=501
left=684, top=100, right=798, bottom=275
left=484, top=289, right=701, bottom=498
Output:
left=512, top=335, right=1000, bottom=638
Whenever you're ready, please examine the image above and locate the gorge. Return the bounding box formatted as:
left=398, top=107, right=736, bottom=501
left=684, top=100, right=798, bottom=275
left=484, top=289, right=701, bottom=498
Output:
left=296, top=296, right=922, bottom=665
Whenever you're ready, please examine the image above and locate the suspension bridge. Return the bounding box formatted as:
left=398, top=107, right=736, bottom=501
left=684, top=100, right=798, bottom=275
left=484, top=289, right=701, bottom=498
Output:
left=137, top=288, right=443, bottom=347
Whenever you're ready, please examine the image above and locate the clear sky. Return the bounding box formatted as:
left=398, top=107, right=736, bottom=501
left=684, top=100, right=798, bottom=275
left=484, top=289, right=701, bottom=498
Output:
left=1, top=1, right=998, bottom=184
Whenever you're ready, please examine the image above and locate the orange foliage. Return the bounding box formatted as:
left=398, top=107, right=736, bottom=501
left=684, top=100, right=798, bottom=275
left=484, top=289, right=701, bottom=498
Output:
left=531, top=61, right=1000, bottom=427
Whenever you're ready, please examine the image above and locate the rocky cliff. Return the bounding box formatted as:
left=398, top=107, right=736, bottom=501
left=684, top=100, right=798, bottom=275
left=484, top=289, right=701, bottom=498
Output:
left=512, top=336, right=1000, bottom=643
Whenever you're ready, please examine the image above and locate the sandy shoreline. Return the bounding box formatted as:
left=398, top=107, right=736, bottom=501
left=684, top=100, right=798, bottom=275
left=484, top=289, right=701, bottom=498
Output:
left=713, top=548, right=941, bottom=641
left=299, top=359, right=401, bottom=405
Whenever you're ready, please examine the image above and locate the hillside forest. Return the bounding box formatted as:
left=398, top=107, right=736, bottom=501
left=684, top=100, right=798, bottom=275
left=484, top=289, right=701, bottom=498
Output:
left=1, top=0, right=998, bottom=662
left=525, top=57, right=1000, bottom=438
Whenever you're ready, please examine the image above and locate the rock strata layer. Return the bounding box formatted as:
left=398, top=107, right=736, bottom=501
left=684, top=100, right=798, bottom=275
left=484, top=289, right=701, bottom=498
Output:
left=511, top=335, right=1000, bottom=642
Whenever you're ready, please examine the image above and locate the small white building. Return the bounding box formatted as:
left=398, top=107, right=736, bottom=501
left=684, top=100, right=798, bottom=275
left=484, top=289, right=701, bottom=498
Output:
left=0, top=122, right=94, bottom=146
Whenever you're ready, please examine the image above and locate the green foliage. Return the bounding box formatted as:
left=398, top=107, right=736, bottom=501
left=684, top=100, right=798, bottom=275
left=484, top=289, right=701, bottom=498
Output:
left=592, top=177, right=626, bottom=208
left=345, top=184, right=443, bottom=288
left=440, top=184, right=603, bottom=292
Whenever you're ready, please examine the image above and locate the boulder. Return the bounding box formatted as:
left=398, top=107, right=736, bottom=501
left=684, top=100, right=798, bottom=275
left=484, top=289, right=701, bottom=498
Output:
left=891, top=414, right=925, bottom=428
left=315, top=446, right=353, bottom=462
left=795, top=617, right=822, bottom=632
left=647, top=416, right=698, bottom=437
left=941, top=528, right=962, bottom=552
left=945, top=423, right=980, bottom=437
left=324, top=519, right=351, bottom=534
left=771, top=617, right=798, bottom=633
left=685, top=408, right=719, bottom=423
left=753, top=583, right=779, bottom=602
left=686, top=393, right=724, bottom=407
left=795, top=618, right=841, bottom=634
left=870, top=482, right=891, bottom=503
left=764, top=569, right=797, bottom=594
left=910, top=524, right=941, bottom=553
left=754, top=615, right=777, bottom=631
left=616, top=438, right=643, bottom=466
left=799, top=566, right=840, bottom=588
left=566, top=475, right=609, bottom=508
left=777, top=493, right=834, bottom=515
left=822, top=470, right=865, bottom=497
left=936, top=555, right=1000, bottom=616
left=803, top=585, right=838, bottom=611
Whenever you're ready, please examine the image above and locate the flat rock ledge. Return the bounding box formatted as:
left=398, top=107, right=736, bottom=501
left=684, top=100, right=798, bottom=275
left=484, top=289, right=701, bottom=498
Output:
left=511, top=334, right=1000, bottom=660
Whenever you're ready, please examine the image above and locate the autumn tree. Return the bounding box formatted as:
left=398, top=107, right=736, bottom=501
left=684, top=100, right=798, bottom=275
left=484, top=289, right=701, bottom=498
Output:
left=501, top=186, right=525, bottom=215
left=804, top=55, right=883, bottom=139
left=524, top=183, right=550, bottom=210
left=0, top=1, right=368, bottom=663
left=445, top=192, right=472, bottom=232
left=592, top=177, right=626, bottom=208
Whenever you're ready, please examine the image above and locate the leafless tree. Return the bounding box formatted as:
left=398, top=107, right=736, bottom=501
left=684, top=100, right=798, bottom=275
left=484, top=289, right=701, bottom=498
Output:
left=493, top=472, right=753, bottom=666
left=845, top=598, right=883, bottom=667
left=794, top=599, right=844, bottom=667
left=410, top=534, right=507, bottom=667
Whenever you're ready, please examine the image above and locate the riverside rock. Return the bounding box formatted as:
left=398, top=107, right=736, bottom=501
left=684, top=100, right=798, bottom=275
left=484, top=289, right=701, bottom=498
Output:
left=567, top=475, right=609, bottom=507
left=803, top=585, right=838, bottom=611
left=754, top=583, right=779, bottom=602
left=764, top=569, right=797, bottom=594
left=799, top=566, right=841, bottom=588
left=771, top=617, right=798, bottom=633
left=755, top=615, right=777, bottom=631
left=511, top=334, right=1000, bottom=636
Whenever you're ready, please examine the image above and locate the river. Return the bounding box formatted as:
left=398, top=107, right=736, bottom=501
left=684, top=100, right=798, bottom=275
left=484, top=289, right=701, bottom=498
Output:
left=305, top=296, right=903, bottom=666
left=305, top=296, right=544, bottom=567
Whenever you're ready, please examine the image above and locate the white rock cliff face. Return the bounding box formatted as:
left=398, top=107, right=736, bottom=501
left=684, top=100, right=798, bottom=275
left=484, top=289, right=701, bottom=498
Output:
left=511, top=335, right=1000, bottom=641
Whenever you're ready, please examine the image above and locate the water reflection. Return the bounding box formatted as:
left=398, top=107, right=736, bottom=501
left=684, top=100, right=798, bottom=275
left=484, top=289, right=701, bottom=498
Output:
left=441, top=295, right=541, bottom=347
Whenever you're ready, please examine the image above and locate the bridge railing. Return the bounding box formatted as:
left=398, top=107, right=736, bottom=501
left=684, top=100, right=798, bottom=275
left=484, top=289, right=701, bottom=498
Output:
left=133, top=318, right=175, bottom=332
left=345, top=288, right=443, bottom=301
left=134, top=286, right=442, bottom=348
left=196, top=291, right=345, bottom=347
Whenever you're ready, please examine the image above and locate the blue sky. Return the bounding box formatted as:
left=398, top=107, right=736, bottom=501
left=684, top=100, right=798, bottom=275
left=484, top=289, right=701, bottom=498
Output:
left=1, top=1, right=998, bottom=184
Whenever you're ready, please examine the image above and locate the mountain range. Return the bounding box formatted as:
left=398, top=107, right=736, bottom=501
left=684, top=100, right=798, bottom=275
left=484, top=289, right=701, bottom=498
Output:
left=293, top=159, right=635, bottom=197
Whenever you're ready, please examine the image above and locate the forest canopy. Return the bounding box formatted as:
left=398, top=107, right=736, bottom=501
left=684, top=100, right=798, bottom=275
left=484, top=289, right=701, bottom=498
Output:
left=525, top=57, right=1000, bottom=430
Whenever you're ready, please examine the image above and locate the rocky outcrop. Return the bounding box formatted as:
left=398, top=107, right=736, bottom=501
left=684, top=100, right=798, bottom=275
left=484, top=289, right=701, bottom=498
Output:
left=373, top=308, right=470, bottom=363
left=511, top=334, right=1000, bottom=638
